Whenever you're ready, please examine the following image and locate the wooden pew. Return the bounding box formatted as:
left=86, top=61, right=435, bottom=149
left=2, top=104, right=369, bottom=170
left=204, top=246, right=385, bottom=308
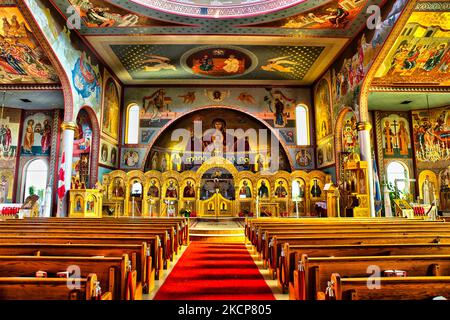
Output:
left=4, top=219, right=189, bottom=248
left=282, top=242, right=450, bottom=297
left=259, top=228, right=450, bottom=263
left=0, top=254, right=134, bottom=300
left=300, top=254, right=450, bottom=300
left=0, top=242, right=153, bottom=293
left=0, top=234, right=162, bottom=281
left=267, top=234, right=450, bottom=278
left=330, top=273, right=450, bottom=300
left=0, top=225, right=175, bottom=262
left=18, top=217, right=189, bottom=245
left=0, top=228, right=169, bottom=271
left=0, top=274, right=112, bottom=300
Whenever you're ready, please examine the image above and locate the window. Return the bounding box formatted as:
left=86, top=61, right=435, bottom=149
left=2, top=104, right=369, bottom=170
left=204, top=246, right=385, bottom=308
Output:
left=296, top=105, right=309, bottom=146
left=126, top=104, right=140, bottom=144
left=23, top=159, right=48, bottom=203
left=386, top=161, right=409, bottom=195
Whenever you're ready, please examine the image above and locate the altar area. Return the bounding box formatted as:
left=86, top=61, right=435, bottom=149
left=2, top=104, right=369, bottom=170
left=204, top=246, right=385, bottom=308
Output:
left=96, top=157, right=332, bottom=218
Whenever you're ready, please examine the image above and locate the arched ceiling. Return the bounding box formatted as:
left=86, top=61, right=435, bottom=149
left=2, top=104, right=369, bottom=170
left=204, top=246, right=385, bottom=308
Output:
left=48, top=0, right=385, bottom=85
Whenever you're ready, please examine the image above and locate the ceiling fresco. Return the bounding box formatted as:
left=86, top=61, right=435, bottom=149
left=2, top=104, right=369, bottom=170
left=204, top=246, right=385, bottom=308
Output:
left=66, top=0, right=189, bottom=27
left=128, top=0, right=307, bottom=19
left=373, top=2, right=450, bottom=87
left=50, top=0, right=383, bottom=38
left=111, top=44, right=324, bottom=81
left=0, top=6, right=59, bottom=84
left=248, top=0, right=368, bottom=29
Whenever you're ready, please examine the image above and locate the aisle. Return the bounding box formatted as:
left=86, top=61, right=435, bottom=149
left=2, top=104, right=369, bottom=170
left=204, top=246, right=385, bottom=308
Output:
left=153, top=242, right=276, bottom=300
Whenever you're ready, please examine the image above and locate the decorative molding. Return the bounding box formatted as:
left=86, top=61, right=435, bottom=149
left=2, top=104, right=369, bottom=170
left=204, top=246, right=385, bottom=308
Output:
left=0, top=84, right=62, bottom=90
left=415, top=1, right=450, bottom=11
left=370, top=86, right=450, bottom=93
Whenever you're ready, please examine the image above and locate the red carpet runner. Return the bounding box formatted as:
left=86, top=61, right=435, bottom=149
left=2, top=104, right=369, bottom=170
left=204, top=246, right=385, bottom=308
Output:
left=154, top=242, right=276, bottom=300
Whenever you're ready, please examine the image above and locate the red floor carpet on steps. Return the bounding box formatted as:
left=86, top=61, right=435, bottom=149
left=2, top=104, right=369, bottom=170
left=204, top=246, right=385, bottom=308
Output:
left=154, top=242, right=276, bottom=300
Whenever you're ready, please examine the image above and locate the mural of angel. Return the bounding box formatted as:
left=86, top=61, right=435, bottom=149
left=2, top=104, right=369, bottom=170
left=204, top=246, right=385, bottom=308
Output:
left=143, top=89, right=172, bottom=121
left=141, top=54, right=176, bottom=72
left=70, top=0, right=140, bottom=27
left=261, top=56, right=298, bottom=73
left=179, top=91, right=196, bottom=104
left=237, top=92, right=256, bottom=105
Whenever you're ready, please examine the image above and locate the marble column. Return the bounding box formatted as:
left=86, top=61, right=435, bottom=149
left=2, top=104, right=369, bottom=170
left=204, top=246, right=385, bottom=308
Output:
left=357, top=121, right=376, bottom=217
left=56, top=121, right=77, bottom=217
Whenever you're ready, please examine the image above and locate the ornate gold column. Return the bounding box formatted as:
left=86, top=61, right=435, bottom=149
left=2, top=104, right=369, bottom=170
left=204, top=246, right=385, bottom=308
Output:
left=357, top=121, right=376, bottom=217
left=57, top=121, right=77, bottom=217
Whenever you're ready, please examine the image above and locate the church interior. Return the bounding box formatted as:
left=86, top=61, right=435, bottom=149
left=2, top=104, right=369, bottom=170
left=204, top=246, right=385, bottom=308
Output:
left=0, top=0, right=450, bottom=302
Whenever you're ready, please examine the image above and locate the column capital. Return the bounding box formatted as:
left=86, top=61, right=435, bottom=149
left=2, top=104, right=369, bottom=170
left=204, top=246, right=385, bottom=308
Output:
left=356, top=121, right=372, bottom=132
left=60, top=121, right=77, bottom=131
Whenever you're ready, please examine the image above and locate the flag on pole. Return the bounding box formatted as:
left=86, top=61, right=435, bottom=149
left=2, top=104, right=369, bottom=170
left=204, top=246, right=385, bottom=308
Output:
left=373, top=157, right=382, bottom=214
left=57, top=152, right=66, bottom=200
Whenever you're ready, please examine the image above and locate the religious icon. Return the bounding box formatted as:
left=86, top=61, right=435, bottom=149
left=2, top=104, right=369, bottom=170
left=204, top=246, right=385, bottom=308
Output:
left=296, top=149, right=312, bottom=167
left=383, top=120, right=395, bottom=155
left=239, top=180, right=252, bottom=198
left=275, top=180, right=288, bottom=198
left=183, top=180, right=196, bottom=198
left=311, top=179, right=322, bottom=198
left=142, top=89, right=172, bottom=121
left=101, top=144, right=108, bottom=163
left=112, top=178, right=124, bottom=198
left=147, top=180, right=159, bottom=198
left=23, top=119, right=34, bottom=153
left=165, top=180, right=178, bottom=198
left=110, top=148, right=117, bottom=166
left=397, top=120, right=409, bottom=156
left=124, top=151, right=139, bottom=167
left=258, top=180, right=269, bottom=198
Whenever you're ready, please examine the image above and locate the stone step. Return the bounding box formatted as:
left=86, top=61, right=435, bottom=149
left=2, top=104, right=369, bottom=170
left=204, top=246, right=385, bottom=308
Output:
left=190, top=228, right=244, bottom=235
left=189, top=234, right=246, bottom=242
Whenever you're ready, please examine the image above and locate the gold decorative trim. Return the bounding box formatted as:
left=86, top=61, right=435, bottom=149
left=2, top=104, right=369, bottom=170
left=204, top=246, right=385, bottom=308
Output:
left=61, top=121, right=78, bottom=131
left=356, top=122, right=372, bottom=132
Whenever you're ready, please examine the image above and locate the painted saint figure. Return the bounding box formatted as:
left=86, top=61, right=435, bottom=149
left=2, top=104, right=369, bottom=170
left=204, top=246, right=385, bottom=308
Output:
left=183, top=181, right=196, bottom=198
left=422, top=175, right=435, bottom=205
left=147, top=180, right=159, bottom=198
left=223, top=54, right=240, bottom=73
left=384, top=120, right=394, bottom=155
left=239, top=180, right=252, bottom=198
left=165, top=180, right=178, bottom=198
left=23, top=119, right=34, bottom=153
left=275, top=181, right=287, bottom=198
left=398, top=120, right=409, bottom=156
left=258, top=181, right=269, bottom=198
left=41, top=120, right=52, bottom=153
left=112, top=178, right=124, bottom=198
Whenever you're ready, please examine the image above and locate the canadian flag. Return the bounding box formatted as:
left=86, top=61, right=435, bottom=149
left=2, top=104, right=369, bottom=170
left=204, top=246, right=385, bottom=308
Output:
left=57, top=152, right=66, bottom=200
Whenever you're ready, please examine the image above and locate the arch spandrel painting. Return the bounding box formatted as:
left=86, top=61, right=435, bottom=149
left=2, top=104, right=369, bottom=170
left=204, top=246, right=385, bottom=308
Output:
left=144, top=108, right=291, bottom=173
left=373, top=11, right=450, bottom=86
left=0, top=7, right=59, bottom=84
